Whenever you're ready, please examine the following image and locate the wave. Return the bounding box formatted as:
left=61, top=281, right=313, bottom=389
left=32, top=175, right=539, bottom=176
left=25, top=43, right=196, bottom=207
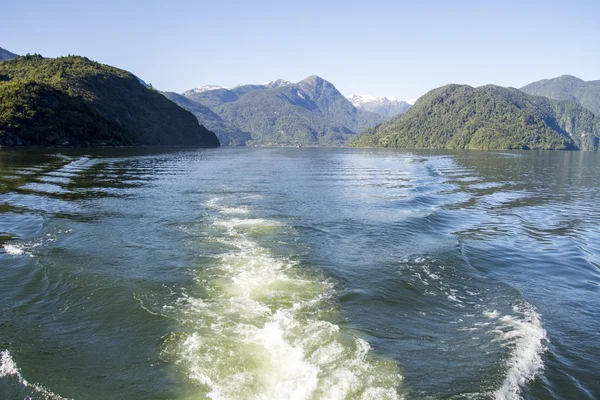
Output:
left=0, top=350, right=70, bottom=400
left=490, top=304, right=548, bottom=400
left=401, top=257, right=547, bottom=399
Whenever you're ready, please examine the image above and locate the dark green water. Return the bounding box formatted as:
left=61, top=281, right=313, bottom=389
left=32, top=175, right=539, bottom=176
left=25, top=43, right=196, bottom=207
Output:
left=0, top=147, right=598, bottom=400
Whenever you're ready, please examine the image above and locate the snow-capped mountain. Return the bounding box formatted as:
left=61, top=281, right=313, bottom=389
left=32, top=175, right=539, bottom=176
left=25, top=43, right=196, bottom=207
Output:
left=183, top=85, right=224, bottom=96
left=347, top=94, right=412, bottom=118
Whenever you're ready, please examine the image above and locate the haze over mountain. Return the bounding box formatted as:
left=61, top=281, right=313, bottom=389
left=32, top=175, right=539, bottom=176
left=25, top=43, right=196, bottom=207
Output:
left=0, top=55, right=219, bottom=147
left=0, top=46, right=18, bottom=61
left=180, top=75, right=384, bottom=145
left=520, top=75, right=600, bottom=115
left=347, top=94, right=411, bottom=118
left=353, top=84, right=599, bottom=151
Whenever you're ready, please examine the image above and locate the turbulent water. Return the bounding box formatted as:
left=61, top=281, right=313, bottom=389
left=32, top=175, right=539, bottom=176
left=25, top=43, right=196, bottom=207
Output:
left=0, top=147, right=598, bottom=400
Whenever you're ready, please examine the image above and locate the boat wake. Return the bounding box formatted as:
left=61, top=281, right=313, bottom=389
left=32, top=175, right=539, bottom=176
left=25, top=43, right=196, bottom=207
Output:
left=491, top=304, right=547, bottom=400
left=160, top=199, right=403, bottom=399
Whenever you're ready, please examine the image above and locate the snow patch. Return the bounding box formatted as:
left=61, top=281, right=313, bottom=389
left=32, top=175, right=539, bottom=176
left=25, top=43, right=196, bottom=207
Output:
left=186, top=85, right=224, bottom=94
left=266, top=79, right=292, bottom=88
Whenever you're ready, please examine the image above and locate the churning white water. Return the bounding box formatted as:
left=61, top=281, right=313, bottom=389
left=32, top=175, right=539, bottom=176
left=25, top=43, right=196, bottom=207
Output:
left=161, top=200, right=403, bottom=399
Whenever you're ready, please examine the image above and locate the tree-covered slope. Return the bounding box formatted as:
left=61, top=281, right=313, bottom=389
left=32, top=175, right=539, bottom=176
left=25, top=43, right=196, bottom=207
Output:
left=183, top=75, right=384, bottom=145
left=0, top=55, right=219, bottom=147
left=0, top=47, right=18, bottom=62
left=352, top=84, right=599, bottom=151
left=161, top=91, right=251, bottom=146
left=0, top=80, right=130, bottom=146
left=520, top=75, right=600, bottom=116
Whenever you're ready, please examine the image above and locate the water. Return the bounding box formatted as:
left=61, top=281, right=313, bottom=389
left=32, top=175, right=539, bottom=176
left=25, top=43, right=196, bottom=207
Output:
left=0, top=147, right=598, bottom=400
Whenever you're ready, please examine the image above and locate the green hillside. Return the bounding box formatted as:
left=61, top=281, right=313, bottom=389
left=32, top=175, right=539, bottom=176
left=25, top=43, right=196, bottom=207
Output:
left=353, top=84, right=599, bottom=151
left=0, top=55, right=219, bottom=147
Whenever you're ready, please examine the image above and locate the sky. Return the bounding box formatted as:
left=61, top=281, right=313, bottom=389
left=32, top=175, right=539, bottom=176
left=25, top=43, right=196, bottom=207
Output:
left=2, top=0, right=599, bottom=100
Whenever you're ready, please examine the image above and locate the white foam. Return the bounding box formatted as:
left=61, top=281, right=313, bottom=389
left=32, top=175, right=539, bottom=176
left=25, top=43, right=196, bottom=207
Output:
left=0, top=350, right=19, bottom=378
left=165, top=208, right=403, bottom=399
left=3, top=244, right=23, bottom=255
left=492, top=304, right=547, bottom=400
left=204, top=198, right=250, bottom=215
left=61, top=156, right=91, bottom=171
left=220, top=206, right=250, bottom=215
left=213, top=218, right=282, bottom=229
left=0, top=350, right=70, bottom=399
left=447, top=294, right=463, bottom=304
left=422, top=265, right=440, bottom=281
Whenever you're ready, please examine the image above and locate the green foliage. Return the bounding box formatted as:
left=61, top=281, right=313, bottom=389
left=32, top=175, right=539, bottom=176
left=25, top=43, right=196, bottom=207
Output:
left=0, top=80, right=130, bottom=146
left=352, top=84, right=600, bottom=151
left=182, top=76, right=384, bottom=146
left=0, top=55, right=219, bottom=147
left=521, top=75, right=600, bottom=116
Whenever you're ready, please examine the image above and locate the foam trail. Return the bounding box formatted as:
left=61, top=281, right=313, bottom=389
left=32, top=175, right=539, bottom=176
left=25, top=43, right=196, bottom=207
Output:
left=204, top=198, right=249, bottom=215
left=163, top=202, right=403, bottom=399
left=491, top=304, right=548, bottom=400
left=3, top=244, right=24, bottom=255
left=0, top=350, right=71, bottom=400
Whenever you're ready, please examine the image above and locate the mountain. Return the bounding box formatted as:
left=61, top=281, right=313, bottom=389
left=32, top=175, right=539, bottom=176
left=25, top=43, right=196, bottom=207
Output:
left=347, top=94, right=411, bottom=118
left=183, top=84, right=267, bottom=110
left=520, top=75, right=600, bottom=115
left=0, top=47, right=18, bottom=62
left=0, top=55, right=219, bottom=147
left=161, top=91, right=251, bottom=146
left=353, top=84, right=599, bottom=151
left=182, top=75, right=384, bottom=145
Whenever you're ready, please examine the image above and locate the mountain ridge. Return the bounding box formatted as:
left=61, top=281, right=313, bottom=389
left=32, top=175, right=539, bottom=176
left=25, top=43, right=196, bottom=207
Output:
left=520, top=75, right=600, bottom=115
left=180, top=75, right=384, bottom=145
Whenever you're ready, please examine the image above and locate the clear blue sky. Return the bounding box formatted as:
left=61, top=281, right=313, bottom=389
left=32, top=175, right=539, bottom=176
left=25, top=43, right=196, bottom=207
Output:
left=2, top=0, right=599, bottom=99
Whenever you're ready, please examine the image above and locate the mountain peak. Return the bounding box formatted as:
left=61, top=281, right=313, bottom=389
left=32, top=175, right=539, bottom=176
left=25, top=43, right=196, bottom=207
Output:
left=300, top=75, right=326, bottom=85
left=265, top=78, right=291, bottom=88
left=554, top=75, right=585, bottom=82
